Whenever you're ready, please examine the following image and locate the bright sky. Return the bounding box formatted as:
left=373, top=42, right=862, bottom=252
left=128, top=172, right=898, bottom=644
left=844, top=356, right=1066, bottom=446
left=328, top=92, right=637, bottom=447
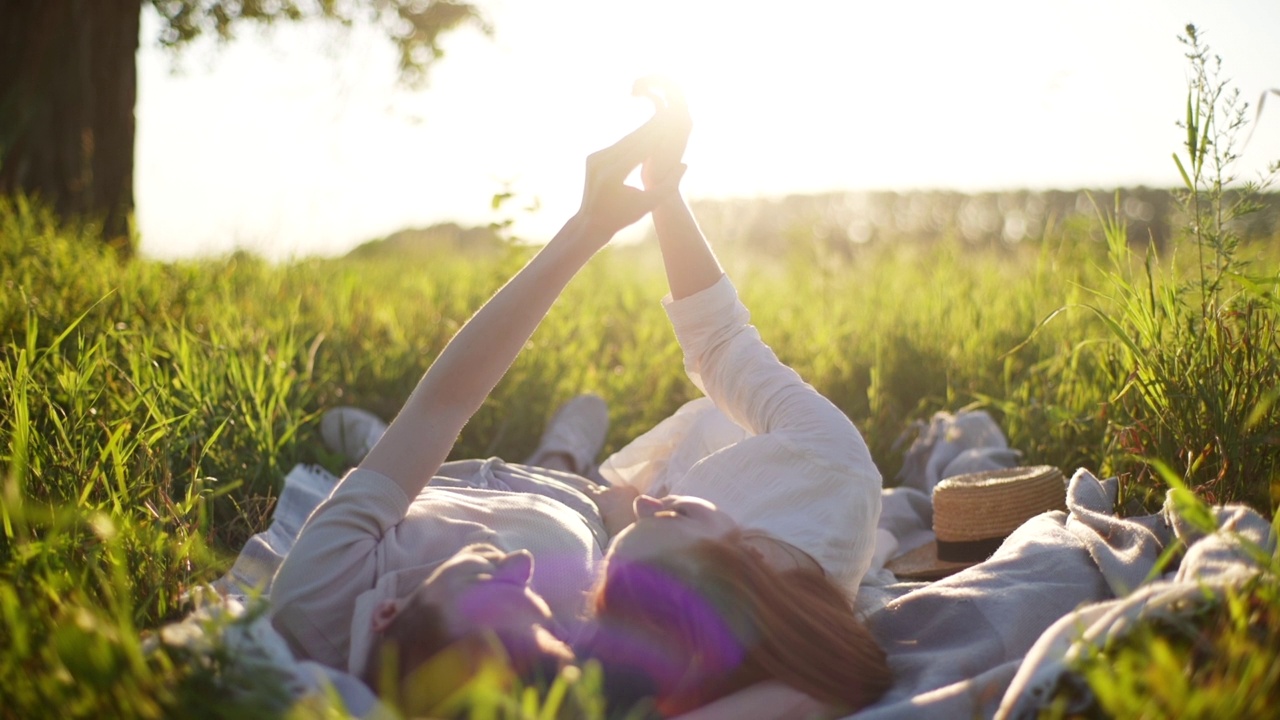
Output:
left=134, top=0, right=1280, bottom=260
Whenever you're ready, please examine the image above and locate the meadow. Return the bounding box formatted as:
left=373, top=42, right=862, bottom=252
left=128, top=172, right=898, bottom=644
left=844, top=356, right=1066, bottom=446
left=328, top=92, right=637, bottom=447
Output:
left=2, top=28, right=1279, bottom=719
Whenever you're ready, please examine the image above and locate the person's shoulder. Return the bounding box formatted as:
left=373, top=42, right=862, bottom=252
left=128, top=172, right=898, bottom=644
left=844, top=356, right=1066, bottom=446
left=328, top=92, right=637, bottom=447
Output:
left=312, top=467, right=415, bottom=528
left=333, top=467, right=409, bottom=500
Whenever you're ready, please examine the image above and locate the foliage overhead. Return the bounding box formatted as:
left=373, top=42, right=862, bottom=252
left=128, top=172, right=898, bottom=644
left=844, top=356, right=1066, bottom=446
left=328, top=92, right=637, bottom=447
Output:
left=147, top=0, right=491, bottom=85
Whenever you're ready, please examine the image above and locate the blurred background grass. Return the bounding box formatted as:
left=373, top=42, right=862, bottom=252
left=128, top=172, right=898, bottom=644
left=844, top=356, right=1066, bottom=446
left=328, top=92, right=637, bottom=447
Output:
left=2, top=184, right=1277, bottom=716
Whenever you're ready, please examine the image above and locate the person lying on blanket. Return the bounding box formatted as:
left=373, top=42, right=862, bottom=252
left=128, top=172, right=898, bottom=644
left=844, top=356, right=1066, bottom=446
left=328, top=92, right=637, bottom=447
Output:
left=579, top=82, right=889, bottom=719
left=270, top=85, right=890, bottom=719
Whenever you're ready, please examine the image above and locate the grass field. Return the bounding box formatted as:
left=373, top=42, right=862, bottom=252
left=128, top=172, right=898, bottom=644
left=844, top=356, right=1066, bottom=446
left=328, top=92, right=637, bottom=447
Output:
left=2, top=26, right=1279, bottom=720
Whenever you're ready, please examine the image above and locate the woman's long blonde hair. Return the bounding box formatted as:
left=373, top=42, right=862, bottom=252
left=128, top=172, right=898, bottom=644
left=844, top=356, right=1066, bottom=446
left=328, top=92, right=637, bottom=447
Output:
left=590, top=531, right=891, bottom=716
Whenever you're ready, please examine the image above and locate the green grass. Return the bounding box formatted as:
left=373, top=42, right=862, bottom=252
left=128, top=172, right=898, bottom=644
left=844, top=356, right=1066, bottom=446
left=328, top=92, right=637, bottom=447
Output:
left=2, top=24, right=1278, bottom=719
left=1039, top=575, right=1280, bottom=719
left=2, top=187, right=1276, bottom=718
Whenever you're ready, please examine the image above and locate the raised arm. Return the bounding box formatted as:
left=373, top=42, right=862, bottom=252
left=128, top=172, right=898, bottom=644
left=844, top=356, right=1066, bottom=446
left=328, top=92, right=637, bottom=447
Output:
left=359, top=109, right=684, bottom=500
left=636, top=84, right=855, bottom=443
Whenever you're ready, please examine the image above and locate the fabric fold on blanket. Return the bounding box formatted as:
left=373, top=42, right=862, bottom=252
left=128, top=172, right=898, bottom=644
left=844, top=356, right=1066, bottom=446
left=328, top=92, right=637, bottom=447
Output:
left=187, top=417, right=1273, bottom=719
left=997, top=489, right=1274, bottom=719
left=1061, top=473, right=1171, bottom=596
left=895, top=410, right=1022, bottom=495
left=214, top=463, right=341, bottom=598
left=854, top=467, right=1275, bottom=720
left=152, top=590, right=380, bottom=717
left=207, top=464, right=380, bottom=715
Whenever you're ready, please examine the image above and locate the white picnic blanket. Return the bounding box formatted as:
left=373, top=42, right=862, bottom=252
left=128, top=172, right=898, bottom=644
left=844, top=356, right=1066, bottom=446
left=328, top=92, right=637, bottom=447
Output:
left=185, top=411, right=1274, bottom=719
left=198, top=464, right=382, bottom=716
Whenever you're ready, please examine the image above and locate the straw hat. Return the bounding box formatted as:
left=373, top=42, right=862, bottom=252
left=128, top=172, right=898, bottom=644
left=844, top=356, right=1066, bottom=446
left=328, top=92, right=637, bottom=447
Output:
left=886, top=465, right=1067, bottom=581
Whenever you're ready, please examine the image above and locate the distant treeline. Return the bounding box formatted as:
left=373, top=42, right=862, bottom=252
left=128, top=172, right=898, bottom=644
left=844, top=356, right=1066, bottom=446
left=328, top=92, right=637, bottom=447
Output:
left=681, top=188, right=1280, bottom=254
left=349, top=189, right=1280, bottom=260
left=346, top=222, right=509, bottom=259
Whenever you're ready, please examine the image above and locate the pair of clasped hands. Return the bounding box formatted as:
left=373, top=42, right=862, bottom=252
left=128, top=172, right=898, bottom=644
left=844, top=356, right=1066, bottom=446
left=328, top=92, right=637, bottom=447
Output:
left=572, top=79, right=690, bottom=537
left=573, top=79, right=692, bottom=245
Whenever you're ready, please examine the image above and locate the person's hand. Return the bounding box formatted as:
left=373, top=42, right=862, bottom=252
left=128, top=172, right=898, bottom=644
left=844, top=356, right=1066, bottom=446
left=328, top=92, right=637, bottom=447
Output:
left=587, top=484, right=640, bottom=537
left=634, top=77, right=692, bottom=193
left=576, top=92, right=688, bottom=242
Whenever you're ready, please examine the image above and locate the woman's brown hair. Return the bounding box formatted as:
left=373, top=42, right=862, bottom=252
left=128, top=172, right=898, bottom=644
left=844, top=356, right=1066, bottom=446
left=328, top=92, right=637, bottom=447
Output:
left=590, top=532, right=891, bottom=717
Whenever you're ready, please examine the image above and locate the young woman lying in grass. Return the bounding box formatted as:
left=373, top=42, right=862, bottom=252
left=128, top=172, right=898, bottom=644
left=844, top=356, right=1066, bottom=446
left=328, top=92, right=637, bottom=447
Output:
left=581, top=84, right=889, bottom=718
left=270, top=86, right=890, bottom=719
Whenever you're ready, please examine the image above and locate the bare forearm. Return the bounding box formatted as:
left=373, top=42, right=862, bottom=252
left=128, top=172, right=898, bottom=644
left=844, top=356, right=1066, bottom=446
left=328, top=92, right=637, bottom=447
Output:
left=360, top=217, right=601, bottom=498
left=406, top=219, right=595, bottom=415
left=653, top=193, right=724, bottom=300
left=351, top=89, right=682, bottom=499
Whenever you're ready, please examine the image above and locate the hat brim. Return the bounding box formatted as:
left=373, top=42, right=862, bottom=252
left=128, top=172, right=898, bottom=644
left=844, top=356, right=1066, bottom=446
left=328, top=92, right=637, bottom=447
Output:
left=884, top=541, right=977, bottom=581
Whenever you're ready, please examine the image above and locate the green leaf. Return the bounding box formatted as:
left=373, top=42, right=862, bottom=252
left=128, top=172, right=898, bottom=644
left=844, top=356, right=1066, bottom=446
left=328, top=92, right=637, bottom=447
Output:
left=1186, top=90, right=1197, bottom=157
left=1173, top=153, right=1194, bottom=191
left=1082, top=304, right=1144, bottom=359
left=1147, top=457, right=1217, bottom=535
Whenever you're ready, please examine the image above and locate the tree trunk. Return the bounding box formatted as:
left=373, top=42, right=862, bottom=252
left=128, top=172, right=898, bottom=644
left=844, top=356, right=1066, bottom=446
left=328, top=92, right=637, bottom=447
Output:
left=0, top=0, right=142, bottom=256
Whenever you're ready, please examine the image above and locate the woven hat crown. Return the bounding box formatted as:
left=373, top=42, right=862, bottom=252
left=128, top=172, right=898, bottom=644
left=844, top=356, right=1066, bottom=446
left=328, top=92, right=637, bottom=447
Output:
left=932, top=465, right=1066, bottom=549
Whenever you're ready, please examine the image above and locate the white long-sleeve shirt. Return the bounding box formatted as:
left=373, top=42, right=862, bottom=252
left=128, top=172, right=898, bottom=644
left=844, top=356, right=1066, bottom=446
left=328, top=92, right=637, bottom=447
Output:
left=600, top=275, right=883, bottom=591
